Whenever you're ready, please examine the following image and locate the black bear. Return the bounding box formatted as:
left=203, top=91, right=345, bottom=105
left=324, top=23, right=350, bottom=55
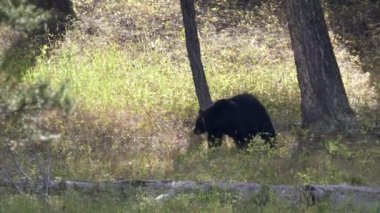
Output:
left=193, top=93, right=276, bottom=149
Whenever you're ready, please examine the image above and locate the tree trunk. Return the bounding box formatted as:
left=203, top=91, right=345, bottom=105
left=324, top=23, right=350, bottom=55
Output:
left=285, top=0, right=358, bottom=133
left=180, top=0, right=213, bottom=110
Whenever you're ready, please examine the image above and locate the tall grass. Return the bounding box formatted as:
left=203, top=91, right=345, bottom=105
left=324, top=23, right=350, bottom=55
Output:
left=23, top=33, right=300, bottom=125
left=25, top=44, right=197, bottom=115
left=1, top=0, right=379, bottom=211
left=15, top=0, right=377, bottom=182
left=1, top=191, right=379, bottom=213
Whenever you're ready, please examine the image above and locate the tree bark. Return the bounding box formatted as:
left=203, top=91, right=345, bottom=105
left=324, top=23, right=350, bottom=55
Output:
left=180, top=0, right=213, bottom=110
left=285, top=0, right=358, bottom=133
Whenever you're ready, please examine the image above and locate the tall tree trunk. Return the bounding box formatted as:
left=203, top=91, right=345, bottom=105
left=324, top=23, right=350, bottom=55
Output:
left=285, top=0, right=358, bottom=133
left=180, top=0, right=213, bottom=110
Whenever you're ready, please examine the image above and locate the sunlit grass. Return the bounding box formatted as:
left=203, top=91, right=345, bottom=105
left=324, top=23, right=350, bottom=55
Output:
left=24, top=44, right=195, bottom=114
left=23, top=33, right=300, bottom=125
left=20, top=35, right=302, bottom=182
left=16, top=0, right=378, bottom=185
left=1, top=1, right=379, bottom=208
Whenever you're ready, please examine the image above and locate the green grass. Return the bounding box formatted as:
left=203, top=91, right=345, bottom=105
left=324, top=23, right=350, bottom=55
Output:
left=1, top=190, right=379, bottom=213
left=25, top=44, right=197, bottom=114
left=7, top=0, right=377, bottom=184
left=23, top=40, right=299, bottom=121
left=17, top=29, right=303, bottom=182
left=1, top=0, right=379, bottom=211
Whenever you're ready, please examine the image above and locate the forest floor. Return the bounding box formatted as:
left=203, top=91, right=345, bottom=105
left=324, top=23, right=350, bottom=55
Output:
left=0, top=0, right=379, bottom=212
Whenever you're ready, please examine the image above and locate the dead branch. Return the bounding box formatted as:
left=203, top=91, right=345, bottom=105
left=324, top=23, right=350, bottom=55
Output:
left=2, top=179, right=379, bottom=206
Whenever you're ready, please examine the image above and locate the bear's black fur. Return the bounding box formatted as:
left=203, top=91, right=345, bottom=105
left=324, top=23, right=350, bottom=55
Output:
left=193, top=93, right=276, bottom=149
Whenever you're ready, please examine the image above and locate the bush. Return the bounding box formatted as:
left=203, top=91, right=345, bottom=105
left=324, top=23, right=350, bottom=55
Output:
left=0, top=76, right=72, bottom=195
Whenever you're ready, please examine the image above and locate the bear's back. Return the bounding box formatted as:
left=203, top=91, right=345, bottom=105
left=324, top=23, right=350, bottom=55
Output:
left=229, top=93, right=275, bottom=134
left=229, top=93, right=265, bottom=113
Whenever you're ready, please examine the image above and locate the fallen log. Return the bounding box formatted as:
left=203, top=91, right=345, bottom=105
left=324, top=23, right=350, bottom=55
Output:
left=2, top=180, right=380, bottom=207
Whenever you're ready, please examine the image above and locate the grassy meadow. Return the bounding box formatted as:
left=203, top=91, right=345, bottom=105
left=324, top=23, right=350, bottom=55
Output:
left=1, top=0, right=379, bottom=211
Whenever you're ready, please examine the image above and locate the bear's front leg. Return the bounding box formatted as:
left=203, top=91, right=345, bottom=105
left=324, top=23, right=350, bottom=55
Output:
left=260, top=132, right=277, bottom=148
left=207, top=133, right=222, bottom=148
left=234, top=136, right=251, bottom=149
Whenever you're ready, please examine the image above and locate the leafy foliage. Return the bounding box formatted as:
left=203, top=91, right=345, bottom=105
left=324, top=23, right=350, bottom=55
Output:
left=0, top=76, right=72, bottom=194
left=0, top=0, right=50, bottom=32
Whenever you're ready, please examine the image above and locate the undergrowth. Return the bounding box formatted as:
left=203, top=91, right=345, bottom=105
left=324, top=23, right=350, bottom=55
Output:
left=0, top=0, right=379, bottom=211
left=1, top=190, right=379, bottom=213
left=1, top=0, right=377, bottom=182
